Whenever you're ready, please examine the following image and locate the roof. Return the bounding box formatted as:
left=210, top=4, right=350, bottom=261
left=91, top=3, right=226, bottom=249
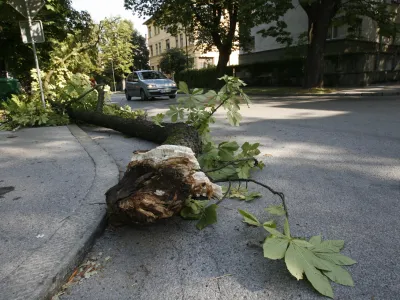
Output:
left=143, top=17, right=153, bottom=25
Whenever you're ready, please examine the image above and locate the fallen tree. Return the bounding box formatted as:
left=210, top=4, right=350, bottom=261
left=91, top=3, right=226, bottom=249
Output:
left=63, top=77, right=356, bottom=298
left=67, top=109, right=202, bottom=155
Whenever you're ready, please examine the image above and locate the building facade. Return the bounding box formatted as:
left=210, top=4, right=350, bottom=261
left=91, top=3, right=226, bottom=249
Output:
left=143, top=19, right=239, bottom=71
left=237, top=0, right=400, bottom=86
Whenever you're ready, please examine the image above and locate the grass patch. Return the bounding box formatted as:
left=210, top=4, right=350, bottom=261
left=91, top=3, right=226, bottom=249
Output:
left=243, top=87, right=336, bottom=95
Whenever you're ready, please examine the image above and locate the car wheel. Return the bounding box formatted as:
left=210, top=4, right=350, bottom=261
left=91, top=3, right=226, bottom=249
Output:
left=125, top=90, right=132, bottom=101
left=169, top=95, right=176, bottom=99
left=140, top=89, right=148, bottom=101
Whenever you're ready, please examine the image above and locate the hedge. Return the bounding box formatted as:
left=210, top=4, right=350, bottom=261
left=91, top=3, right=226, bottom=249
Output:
left=175, top=67, right=233, bottom=89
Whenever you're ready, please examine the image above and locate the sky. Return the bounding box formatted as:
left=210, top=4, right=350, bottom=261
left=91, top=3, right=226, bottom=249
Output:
left=71, top=0, right=148, bottom=37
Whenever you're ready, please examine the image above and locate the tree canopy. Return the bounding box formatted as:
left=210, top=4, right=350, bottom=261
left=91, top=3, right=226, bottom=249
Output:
left=159, top=48, right=190, bottom=74
left=132, top=29, right=150, bottom=70
left=124, top=0, right=293, bottom=79
left=0, top=0, right=92, bottom=86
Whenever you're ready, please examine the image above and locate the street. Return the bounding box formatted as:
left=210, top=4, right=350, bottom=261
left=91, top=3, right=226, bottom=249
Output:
left=60, top=94, right=400, bottom=300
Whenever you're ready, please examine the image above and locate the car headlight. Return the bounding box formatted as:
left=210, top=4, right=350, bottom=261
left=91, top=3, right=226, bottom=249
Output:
left=147, top=84, right=157, bottom=88
left=169, top=83, right=176, bottom=87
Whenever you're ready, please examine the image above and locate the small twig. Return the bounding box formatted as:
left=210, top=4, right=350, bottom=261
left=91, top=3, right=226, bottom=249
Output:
left=213, top=179, right=289, bottom=218
left=204, top=158, right=258, bottom=173
left=216, top=181, right=231, bottom=206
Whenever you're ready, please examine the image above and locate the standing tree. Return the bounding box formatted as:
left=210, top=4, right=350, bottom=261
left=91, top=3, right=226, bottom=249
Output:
left=132, top=29, right=150, bottom=70
left=299, top=0, right=400, bottom=88
left=159, top=48, right=189, bottom=75
left=100, top=18, right=134, bottom=90
left=0, top=0, right=91, bottom=86
left=124, top=0, right=293, bottom=81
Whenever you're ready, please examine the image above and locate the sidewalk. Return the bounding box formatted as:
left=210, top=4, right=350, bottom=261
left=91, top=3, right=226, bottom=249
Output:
left=0, top=125, right=119, bottom=300
left=243, top=83, right=400, bottom=97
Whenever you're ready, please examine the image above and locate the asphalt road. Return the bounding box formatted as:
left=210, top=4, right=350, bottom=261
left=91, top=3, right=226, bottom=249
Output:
left=60, top=94, right=400, bottom=300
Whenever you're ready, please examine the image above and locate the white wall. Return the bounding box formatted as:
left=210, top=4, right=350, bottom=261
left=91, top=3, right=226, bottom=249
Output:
left=250, top=0, right=308, bottom=53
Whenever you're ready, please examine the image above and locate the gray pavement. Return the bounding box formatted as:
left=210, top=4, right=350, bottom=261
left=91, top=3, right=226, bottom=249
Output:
left=0, top=125, right=119, bottom=300
left=59, top=94, right=399, bottom=299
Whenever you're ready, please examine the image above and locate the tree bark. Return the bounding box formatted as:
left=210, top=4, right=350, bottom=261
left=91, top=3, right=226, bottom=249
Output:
left=67, top=109, right=202, bottom=155
left=300, top=0, right=340, bottom=88
left=216, top=47, right=232, bottom=79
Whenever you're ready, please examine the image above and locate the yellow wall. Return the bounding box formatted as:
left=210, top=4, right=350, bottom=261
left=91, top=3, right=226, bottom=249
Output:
left=144, top=21, right=238, bottom=71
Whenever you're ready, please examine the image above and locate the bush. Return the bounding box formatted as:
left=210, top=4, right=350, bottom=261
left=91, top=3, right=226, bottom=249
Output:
left=235, top=59, right=305, bottom=86
left=175, top=67, right=234, bottom=89
left=0, top=94, right=69, bottom=130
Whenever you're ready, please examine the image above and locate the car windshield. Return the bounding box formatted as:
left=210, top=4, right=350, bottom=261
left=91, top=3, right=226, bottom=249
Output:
left=140, top=71, right=167, bottom=80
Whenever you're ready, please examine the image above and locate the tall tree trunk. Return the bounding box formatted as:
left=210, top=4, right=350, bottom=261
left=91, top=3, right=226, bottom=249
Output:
left=300, top=0, right=340, bottom=88
left=215, top=47, right=231, bottom=88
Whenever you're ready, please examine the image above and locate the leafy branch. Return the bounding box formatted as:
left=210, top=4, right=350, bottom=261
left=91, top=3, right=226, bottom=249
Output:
left=151, top=75, right=356, bottom=298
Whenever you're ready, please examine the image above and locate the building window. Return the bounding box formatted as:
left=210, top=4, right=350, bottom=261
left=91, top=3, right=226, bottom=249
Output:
left=159, top=42, right=162, bottom=53
left=148, top=26, right=152, bottom=38
left=180, top=34, right=184, bottom=48
left=157, top=65, right=160, bottom=71
left=327, top=25, right=339, bottom=39
left=175, top=36, right=179, bottom=48
left=149, top=45, right=153, bottom=57
left=166, top=39, right=170, bottom=50
left=151, top=66, right=154, bottom=70
left=156, top=44, right=159, bottom=55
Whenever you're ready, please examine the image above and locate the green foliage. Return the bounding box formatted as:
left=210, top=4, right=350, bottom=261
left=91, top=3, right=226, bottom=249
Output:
left=1, top=94, right=69, bottom=130
left=175, top=68, right=233, bottom=89
left=180, top=199, right=218, bottom=229
left=0, top=0, right=93, bottom=83
left=239, top=205, right=357, bottom=298
left=103, top=104, right=147, bottom=119
left=125, top=0, right=293, bottom=62
left=100, top=17, right=135, bottom=76
left=159, top=48, right=191, bottom=75
left=153, top=76, right=264, bottom=181
left=132, top=29, right=150, bottom=70
left=222, top=185, right=262, bottom=202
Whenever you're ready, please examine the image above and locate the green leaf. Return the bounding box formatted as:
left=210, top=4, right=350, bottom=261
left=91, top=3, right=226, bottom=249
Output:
left=178, top=81, right=189, bottom=94
left=323, top=264, right=354, bottom=287
left=244, top=191, right=262, bottom=202
left=218, top=142, right=238, bottom=161
left=285, top=243, right=304, bottom=280
left=263, top=237, right=289, bottom=260
left=285, top=243, right=334, bottom=298
left=284, top=218, right=291, bottom=238
left=263, top=220, right=276, bottom=228
left=312, top=240, right=345, bottom=253
left=151, top=113, right=165, bottom=127
left=292, top=239, right=314, bottom=248
left=309, top=235, right=322, bottom=246
left=238, top=209, right=261, bottom=226
left=314, top=252, right=357, bottom=266
left=236, top=164, right=251, bottom=179
left=263, top=224, right=285, bottom=238
left=180, top=200, right=209, bottom=220
left=196, top=204, right=218, bottom=230
left=265, top=205, right=286, bottom=216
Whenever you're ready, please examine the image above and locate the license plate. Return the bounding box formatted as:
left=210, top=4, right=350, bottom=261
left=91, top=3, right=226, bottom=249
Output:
left=160, top=88, right=171, bottom=93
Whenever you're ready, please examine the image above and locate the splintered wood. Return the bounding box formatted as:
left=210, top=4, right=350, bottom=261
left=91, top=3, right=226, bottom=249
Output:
left=106, top=145, right=222, bottom=224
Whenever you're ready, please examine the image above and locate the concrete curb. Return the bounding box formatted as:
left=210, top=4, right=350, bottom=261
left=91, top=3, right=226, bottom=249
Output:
left=0, top=125, right=119, bottom=300
left=245, top=91, right=400, bottom=97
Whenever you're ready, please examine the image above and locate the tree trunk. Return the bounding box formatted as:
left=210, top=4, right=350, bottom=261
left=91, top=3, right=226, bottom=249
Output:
left=301, top=0, right=340, bottom=88
left=215, top=47, right=231, bottom=88
left=67, top=109, right=202, bottom=155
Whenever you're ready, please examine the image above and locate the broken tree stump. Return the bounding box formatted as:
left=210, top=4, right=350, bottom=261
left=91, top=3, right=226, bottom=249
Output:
left=105, top=145, right=222, bottom=225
